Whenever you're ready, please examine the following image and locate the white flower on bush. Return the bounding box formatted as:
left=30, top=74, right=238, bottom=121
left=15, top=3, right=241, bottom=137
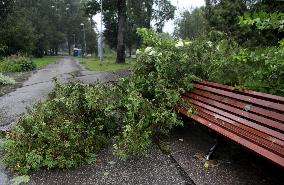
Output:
left=184, top=41, right=192, bottom=46
left=207, top=41, right=213, bottom=47
left=136, top=49, right=142, bottom=55
left=145, top=47, right=153, bottom=53
left=148, top=50, right=157, bottom=56
left=216, top=44, right=220, bottom=51
left=175, top=40, right=184, bottom=48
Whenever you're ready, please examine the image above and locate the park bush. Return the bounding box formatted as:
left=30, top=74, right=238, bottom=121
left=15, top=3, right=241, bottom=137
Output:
left=2, top=82, right=119, bottom=174
left=2, top=28, right=283, bottom=174
left=0, top=73, right=15, bottom=85
left=0, top=55, right=36, bottom=72
left=209, top=46, right=284, bottom=95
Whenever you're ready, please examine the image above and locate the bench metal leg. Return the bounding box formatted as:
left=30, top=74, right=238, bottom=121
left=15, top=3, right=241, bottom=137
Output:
left=206, top=140, right=220, bottom=160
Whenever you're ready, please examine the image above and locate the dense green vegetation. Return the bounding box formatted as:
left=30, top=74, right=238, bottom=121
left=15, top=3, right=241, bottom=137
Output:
left=0, top=56, right=58, bottom=75
left=85, top=0, right=176, bottom=51
left=0, top=56, right=36, bottom=73
left=0, top=0, right=97, bottom=57
left=176, top=0, right=283, bottom=47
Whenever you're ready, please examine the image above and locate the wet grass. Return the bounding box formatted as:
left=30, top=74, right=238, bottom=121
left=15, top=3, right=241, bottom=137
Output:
left=78, top=55, right=135, bottom=72
left=32, top=56, right=59, bottom=68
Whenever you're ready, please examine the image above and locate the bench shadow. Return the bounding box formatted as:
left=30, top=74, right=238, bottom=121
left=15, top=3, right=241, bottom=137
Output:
left=167, top=117, right=284, bottom=185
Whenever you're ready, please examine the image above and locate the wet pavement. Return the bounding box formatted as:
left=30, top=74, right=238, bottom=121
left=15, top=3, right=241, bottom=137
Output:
left=29, top=145, right=185, bottom=185
left=167, top=122, right=284, bottom=185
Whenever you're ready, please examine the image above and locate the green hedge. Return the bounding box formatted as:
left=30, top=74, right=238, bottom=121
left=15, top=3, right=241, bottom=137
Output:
left=0, top=56, right=36, bottom=72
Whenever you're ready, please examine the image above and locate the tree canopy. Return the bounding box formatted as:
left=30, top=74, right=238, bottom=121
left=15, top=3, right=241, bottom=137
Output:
left=175, top=0, right=283, bottom=47
left=84, top=0, right=176, bottom=52
left=0, top=0, right=97, bottom=57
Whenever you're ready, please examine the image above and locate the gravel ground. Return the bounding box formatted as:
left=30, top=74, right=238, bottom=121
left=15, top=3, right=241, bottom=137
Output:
left=167, top=121, right=284, bottom=185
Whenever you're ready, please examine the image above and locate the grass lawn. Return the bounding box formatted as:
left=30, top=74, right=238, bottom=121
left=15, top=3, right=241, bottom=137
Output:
left=78, top=55, right=135, bottom=72
left=32, top=56, right=59, bottom=68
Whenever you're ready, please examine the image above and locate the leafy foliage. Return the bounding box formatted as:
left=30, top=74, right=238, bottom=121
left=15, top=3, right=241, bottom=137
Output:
left=0, top=0, right=97, bottom=57
left=2, top=28, right=284, bottom=175
left=0, top=73, right=15, bottom=85
left=11, top=175, right=30, bottom=185
left=239, top=11, right=284, bottom=32
left=210, top=47, right=284, bottom=95
left=175, top=7, right=209, bottom=39
left=0, top=55, right=36, bottom=72
left=85, top=0, right=175, bottom=51
left=2, top=83, right=118, bottom=174
left=204, top=0, right=283, bottom=47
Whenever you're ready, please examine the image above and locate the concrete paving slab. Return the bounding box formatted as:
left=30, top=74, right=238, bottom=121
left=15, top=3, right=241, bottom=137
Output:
left=29, top=145, right=186, bottom=185
left=168, top=122, right=284, bottom=185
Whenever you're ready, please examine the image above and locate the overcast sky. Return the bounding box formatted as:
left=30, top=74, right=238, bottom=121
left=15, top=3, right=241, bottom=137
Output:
left=164, top=0, right=205, bottom=33
left=93, top=0, right=205, bottom=34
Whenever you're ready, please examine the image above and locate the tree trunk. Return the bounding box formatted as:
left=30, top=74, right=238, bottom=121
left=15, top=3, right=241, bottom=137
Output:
left=68, top=41, right=71, bottom=56
left=146, top=0, right=154, bottom=28
left=116, top=0, right=126, bottom=64
left=129, top=44, right=132, bottom=58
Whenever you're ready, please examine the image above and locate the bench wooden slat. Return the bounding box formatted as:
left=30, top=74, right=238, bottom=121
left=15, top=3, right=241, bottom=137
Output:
left=178, top=107, right=284, bottom=167
left=183, top=97, right=284, bottom=141
left=193, top=84, right=284, bottom=112
left=187, top=105, right=284, bottom=148
left=194, top=109, right=284, bottom=156
left=196, top=80, right=284, bottom=103
left=186, top=93, right=284, bottom=132
left=187, top=89, right=284, bottom=122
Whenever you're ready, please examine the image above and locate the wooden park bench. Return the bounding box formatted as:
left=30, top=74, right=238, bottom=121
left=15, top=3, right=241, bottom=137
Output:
left=178, top=80, right=284, bottom=167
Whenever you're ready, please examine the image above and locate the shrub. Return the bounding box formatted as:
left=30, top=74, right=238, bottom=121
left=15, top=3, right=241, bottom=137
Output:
left=209, top=47, right=284, bottom=95
left=0, top=73, right=16, bottom=85
left=2, top=83, right=119, bottom=174
left=0, top=55, right=36, bottom=72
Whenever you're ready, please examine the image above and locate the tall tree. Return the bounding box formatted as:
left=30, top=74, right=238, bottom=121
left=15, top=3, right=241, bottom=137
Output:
left=84, top=0, right=175, bottom=58
left=116, top=0, right=127, bottom=63
left=204, top=0, right=283, bottom=46
left=153, top=0, right=176, bottom=33
left=175, top=7, right=209, bottom=39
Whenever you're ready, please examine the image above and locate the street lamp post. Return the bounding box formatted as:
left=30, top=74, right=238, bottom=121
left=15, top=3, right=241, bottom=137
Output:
left=100, top=0, right=103, bottom=64
left=73, top=34, right=76, bottom=47
left=80, top=23, right=87, bottom=56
